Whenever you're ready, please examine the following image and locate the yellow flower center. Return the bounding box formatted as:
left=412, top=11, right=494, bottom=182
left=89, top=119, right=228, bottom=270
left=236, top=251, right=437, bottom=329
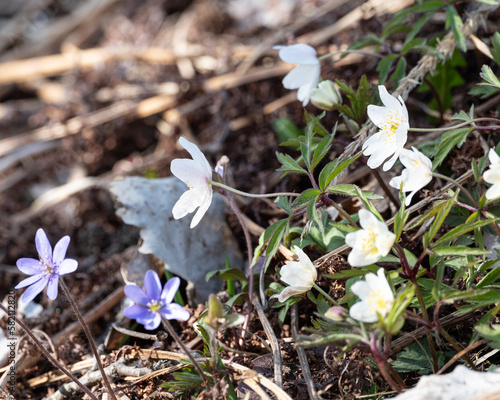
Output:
left=360, top=227, right=378, bottom=256
left=380, top=110, right=403, bottom=145
left=148, top=300, right=162, bottom=312
left=367, top=288, right=389, bottom=315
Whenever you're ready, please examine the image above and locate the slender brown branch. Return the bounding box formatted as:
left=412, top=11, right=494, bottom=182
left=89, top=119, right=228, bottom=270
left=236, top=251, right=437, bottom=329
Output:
left=59, top=279, right=118, bottom=400
left=0, top=302, right=98, bottom=400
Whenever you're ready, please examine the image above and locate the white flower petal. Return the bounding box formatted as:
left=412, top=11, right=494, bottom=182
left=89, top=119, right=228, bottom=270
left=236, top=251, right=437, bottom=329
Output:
left=189, top=188, right=213, bottom=228
left=378, top=85, right=402, bottom=113
left=172, top=188, right=205, bottom=220
left=178, top=137, right=212, bottom=174
left=349, top=301, right=377, bottom=323
left=277, top=286, right=310, bottom=302
left=170, top=159, right=210, bottom=188
left=275, top=44, right=318, bottom=65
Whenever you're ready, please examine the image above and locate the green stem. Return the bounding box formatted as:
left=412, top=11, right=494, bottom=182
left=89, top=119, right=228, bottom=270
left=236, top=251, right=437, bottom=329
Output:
left=0, top=302, right=99, bottom=400
left=312, top=283, right=337, bottom=305
left=60, top=279, right=118, bottom=400
left=413, top=280, right=439, bottom=373
left=432, top=172, right=478, bottom=208
left=327, top=199, right=359, bottom=228
left=408, top=117, right=500, bottom=132
left=210, top=180, right=299, bottom=198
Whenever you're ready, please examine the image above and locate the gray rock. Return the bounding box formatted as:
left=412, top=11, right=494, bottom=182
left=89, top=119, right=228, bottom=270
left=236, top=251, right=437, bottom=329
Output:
left=109, top=177, right=243, bottom=304
left=390, top=365, right=500, bottom=400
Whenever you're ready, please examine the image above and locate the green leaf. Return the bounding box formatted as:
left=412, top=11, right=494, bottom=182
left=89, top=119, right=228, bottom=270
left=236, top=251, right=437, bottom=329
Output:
left=354, top=185, right=383, bottom=220
left=393, top=196, right=409, bottom=242
left=275, top=196, right=293, bottom=214
left=432, top=127, right=472, bottom=170
left=423, top=191, right=458, bottom=249
left=412, top=0, right=445, bottom=13
left=307, top=199, right=322, bottom=231
left=326, top=184, right=379, bottom=200
left=273, top=118, right=303, bottom=147
left=389, top=57, right=407, bottom=85
left=266, top=219, right=289, bottom=260
left=377, top=54, right=399, bottom=85
left=253, top=218, right=289, bottom=263
left=433, top=218, right=500, bottom=248
left=348, top=34, right=383, bottom=50
left=276, top=152, right=307, bottom=174
left=404, top=13, right=434, bottom=44
left=311, top=133, right=334, bottom=171
left=432, top=246, right=490, bottom=256
left=476, top=324, right=500, bottom=349
left=446, top=6, right=466, bottom=52
left=326, top=269, right=373, bottom=280
left=479, top=64, right=500, bottom=89
left=292, top=189, right=321, bottom=208
left=401, top=38, right=426, bottom=55
left=477, top=266, right=500, bottom=289
left=318, top=153, right=361, bottom=191
left=492, top=32, right=500, bottom=65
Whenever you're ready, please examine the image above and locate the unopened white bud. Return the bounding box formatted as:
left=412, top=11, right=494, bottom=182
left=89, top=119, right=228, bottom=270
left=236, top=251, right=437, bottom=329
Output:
left=310, top=80, right=342, bottom=111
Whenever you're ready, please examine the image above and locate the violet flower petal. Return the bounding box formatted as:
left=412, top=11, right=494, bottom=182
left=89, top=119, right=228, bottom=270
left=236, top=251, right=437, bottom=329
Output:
left=163, top=303, right=190, bottom=321
left=21, top=279, right=47, bottom=303
left=16, top=258, right=42, bottom=275
left=124, top=285, right=150, bottom=306
left=144, top=270, right=162, bottom=301
left=161, top=277, right=180, bottom=305
left=124, top=304, right=149, bottom=320
left=53, top=236, right=70, bottom=266
left=46, top=275, right=59, bottom=300
left=59, top=259, right=78, bottom=275
left=15, top=274, right=43, bottom=289
left=35, top=229, right=52, bottom=262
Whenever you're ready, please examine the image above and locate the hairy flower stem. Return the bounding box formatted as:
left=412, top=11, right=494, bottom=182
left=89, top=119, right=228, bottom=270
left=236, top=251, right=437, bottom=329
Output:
left=320, top=194, right=358, bottom=228
left=432, top=172, right=478, bottom=208
left=408, top=117, right=500, bottom=132
left=0, top=303, right=98, bottom=400
left=59, top=279, right=118, bottom=400
left=210, top=180, right=299, bottom=198
left=370, top=168, right=400, bottom=208
left=412, top=281, right=439, bottom=373
left=226, top=195, right=254, bottom=339
left=369, top=333, right=403, bottom=393
left=160, top=316, right=211, bottom=390
left=312, top=283, right=338, bottom=305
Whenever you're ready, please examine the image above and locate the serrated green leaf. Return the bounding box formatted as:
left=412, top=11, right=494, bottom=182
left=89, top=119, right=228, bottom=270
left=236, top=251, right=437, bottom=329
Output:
left=292, top=188, right=321, bottom=208
left=311, top=134, right=334, bottom=171
left=275, top=196, right=293, bottom=214
left=446, top=6, right=466, bottom=52
left=319, top=153, right=361, bottom=191
left=479, top=64, right=500, bottom=89
left=306, top=199, right=322, bottom=231
left=276, top=151, right=307, bottom=174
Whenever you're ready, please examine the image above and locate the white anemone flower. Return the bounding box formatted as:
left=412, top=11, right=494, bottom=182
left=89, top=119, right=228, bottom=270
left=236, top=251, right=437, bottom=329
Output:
left=364, top=85, right=410, bottom=171
left=345, top=209, right=396, bottom=267
left=349, top=268, right=394, bottom=323
left=484, top=149, right=500, bottom=200
left=389, top=147, right=433, bottom=206
left=277, top=245, right=317, bottom=302
left=170, top=137, right=213, bottom=229
left=274, top=44, right=320, bottom=106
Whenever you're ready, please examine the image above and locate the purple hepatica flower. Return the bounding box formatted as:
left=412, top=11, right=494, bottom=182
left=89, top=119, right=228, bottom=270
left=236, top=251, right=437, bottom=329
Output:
left=124, top=270, right=190, bottom=330
left=15, top=228, right=78, bottom=303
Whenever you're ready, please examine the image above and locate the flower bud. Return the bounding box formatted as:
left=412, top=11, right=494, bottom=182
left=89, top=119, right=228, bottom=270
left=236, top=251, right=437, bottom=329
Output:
left=310, top=80, right=342, bottom=111
left=325, top=306, right=347, bottom=322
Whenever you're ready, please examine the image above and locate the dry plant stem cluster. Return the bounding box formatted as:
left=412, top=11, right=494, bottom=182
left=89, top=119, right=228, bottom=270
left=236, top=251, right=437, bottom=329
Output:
left=0, top=303, right=98, bottom=400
